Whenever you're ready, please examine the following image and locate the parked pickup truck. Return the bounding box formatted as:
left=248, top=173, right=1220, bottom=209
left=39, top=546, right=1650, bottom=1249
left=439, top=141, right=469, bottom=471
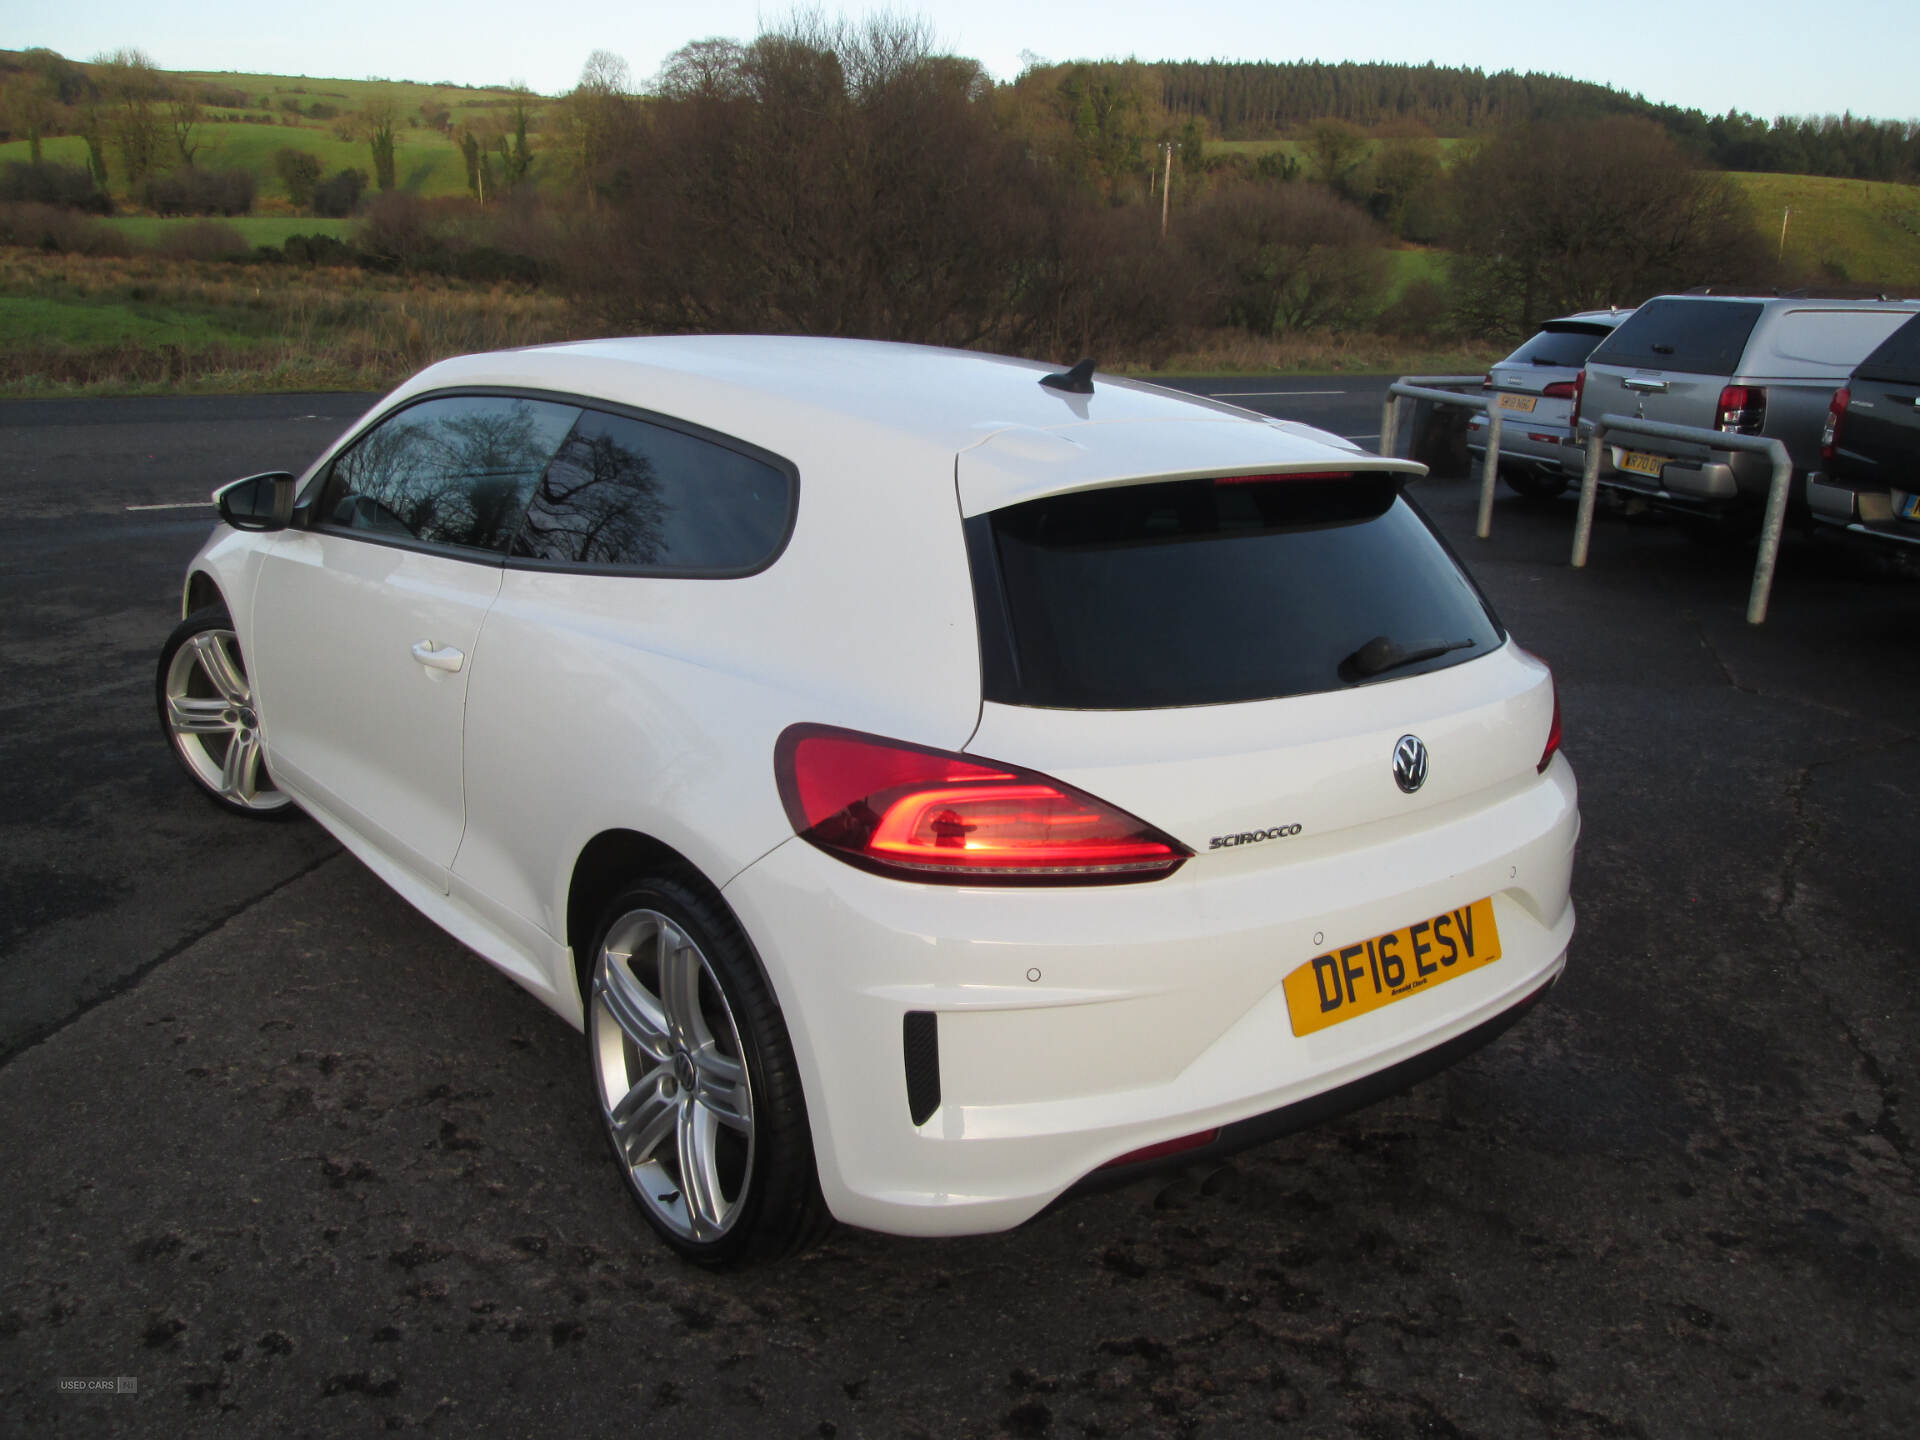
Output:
left=1806, top=311, right=1920, bottom=547
left=1573, top=294, right=1920, bottom=527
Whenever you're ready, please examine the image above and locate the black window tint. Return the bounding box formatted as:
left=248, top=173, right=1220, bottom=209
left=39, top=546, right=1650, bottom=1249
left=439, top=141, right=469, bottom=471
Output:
left=1588, top=298, right=1763, bottom=376
left=320, top=395, right=580, bottom=553
left=1857, top=313, right=1920, bottom=385
left=510, top=409, right=792, bottom=572
left=975, top=475, right=1502, bottom=710
left=1503, top=323, right=1613, bottom=369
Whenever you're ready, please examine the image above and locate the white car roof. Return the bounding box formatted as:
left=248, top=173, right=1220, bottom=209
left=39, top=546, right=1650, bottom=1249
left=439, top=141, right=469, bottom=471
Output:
left=388, top=336, right=1419, bottom=514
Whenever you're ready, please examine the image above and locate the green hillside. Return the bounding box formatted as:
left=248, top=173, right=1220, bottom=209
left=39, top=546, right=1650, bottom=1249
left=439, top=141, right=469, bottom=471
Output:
left=1727, top=171, right=1920, bottom=289
left=0, top=54, right=530, bottom=207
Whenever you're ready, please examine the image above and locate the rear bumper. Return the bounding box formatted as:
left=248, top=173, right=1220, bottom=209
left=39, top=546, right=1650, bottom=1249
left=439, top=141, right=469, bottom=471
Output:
left=1061, top=969, right=1557, bottom=1199
left=1465, top=416, right=1573, bottom=471
left=1807, top=473, right=1920, bottom=546
left=723, top=761, right=1579, bottom=1237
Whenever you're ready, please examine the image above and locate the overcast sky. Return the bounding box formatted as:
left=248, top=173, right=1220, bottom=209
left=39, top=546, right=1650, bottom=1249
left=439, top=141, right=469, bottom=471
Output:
left=8, top=0, right=1915, bottom=122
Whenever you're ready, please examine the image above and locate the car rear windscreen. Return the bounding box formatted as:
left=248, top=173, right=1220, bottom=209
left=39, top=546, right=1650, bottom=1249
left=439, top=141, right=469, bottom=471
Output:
left=1588, top=298, right=1763, bottom=376
left=967, top=474, right=1503, bottom=710
left=1502, top=323, right=1615, bottom=369
left=1857, top=313, right=1920, bottom=385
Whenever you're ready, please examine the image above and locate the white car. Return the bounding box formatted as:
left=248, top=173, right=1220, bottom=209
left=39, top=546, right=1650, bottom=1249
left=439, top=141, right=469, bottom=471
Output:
left=157, top=337, right=1578, bottom=1265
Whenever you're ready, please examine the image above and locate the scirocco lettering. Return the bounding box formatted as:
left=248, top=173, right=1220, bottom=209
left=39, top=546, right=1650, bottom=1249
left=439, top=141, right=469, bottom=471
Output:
left=1209, top=823, right=1303, bottom=850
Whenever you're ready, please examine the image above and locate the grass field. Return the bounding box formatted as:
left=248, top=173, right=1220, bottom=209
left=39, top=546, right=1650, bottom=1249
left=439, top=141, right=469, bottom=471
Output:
left=1727, top=171, right=1920, bottom=289
left=0, top=56, right=528, bottom=206
left=0, top=250, right=578, bottom=395
left=100, top=216, right=355, bottom=245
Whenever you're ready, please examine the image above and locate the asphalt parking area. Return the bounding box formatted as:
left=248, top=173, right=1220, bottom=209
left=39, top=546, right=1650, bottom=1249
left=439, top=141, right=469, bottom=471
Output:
left=1, top=392, right=1915, bottom=1437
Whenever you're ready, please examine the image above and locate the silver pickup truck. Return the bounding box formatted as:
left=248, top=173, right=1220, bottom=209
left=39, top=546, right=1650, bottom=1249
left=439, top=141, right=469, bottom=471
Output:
left=1574, top=294, right=1920, bottom=522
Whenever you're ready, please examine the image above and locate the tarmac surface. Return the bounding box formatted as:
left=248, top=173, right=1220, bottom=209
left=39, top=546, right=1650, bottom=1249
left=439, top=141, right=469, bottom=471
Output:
left=1, top=382, right=1916, bottom=1437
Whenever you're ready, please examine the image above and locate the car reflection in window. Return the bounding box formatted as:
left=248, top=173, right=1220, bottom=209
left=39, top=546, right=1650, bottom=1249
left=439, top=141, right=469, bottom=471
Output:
left=326, top=395, right=580, bottom=554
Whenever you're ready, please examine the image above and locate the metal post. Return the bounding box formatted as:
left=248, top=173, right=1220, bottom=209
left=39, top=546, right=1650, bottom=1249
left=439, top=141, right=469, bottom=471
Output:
left=1747, top=449, right=1794, bottom=625
left=1571, top=425, right=1603, bottom=567
left=1160, top=144, right=1172, bottom=238
left=1476, top=407, right=1503, bottom=540
left=1378, top=394, right=1398, bottom=458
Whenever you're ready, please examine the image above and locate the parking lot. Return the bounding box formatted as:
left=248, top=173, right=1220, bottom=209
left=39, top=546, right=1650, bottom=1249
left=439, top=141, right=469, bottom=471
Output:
left=2, top=385, right=1916, bottom=1437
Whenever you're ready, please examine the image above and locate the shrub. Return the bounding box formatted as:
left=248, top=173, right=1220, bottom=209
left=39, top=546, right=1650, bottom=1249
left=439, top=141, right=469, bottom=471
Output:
left=1181, top=183, right=1392, bottom=333
left=312, top=168, right=368, bottom=218
left=0, top=202, right=131, bottom=255
left=154, top=219, right=251, bottom=262
left=274, top=148, right=323, bottom=209
left=140, top=167, right=256, bottom=217
left=0, top=161, right=112, bottom=214
left=282, top=231, right=359, bottom=267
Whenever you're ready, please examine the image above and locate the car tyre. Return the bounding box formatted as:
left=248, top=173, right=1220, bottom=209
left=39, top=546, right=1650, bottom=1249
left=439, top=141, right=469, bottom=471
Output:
left=155, top=605, right=296, bottom=819
left=1501, top=465, right=1569, bottom=500
left=584, top=873, right=830, bottom=1266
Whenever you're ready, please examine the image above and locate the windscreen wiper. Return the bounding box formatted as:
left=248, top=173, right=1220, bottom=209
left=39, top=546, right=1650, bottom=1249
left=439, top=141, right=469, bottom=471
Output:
left=1339, top=636, right=1475, bottom=683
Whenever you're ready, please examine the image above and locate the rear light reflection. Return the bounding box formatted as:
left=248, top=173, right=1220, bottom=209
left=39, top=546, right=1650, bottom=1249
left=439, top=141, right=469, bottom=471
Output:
left=774, top=724, right=1190, bottom=885
left=1101, top=1128, right=1219, bottom=1169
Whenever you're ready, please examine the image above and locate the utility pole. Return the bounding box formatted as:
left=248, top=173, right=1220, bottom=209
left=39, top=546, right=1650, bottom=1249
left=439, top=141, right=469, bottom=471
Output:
left=1160, top=142, right=1173, bottom=237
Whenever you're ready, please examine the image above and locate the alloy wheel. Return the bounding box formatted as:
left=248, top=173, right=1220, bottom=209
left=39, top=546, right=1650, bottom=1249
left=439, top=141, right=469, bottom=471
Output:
left=162, top=628, right=290, bottom=814
left=591, top=908, right=756, bottom=1243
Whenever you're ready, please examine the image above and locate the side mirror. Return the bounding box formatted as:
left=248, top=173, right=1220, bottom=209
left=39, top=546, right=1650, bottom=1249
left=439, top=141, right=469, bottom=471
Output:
left=214, top=472, right=296, bottom=532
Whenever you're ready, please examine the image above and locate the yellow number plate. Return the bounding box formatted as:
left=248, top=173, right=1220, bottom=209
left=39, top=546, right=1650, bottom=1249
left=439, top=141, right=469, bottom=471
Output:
left=1283, top=899, right=1502, bottom=1037
left=1620, top=450, right=1667, bottom=478
left=1495, top=393, right=1538, bottom=413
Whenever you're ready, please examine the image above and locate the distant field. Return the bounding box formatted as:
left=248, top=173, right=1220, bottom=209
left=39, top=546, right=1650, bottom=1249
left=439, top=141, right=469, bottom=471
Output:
left=1726, top=171, right=1920, bottom=289
left=0, top=61, right=525, bottom=205
left=101, top=217, right=355, bottom=245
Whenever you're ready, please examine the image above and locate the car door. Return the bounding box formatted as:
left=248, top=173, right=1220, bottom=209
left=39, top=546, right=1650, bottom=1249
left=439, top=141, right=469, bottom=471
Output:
left=250, top=392, right=582, bottom=891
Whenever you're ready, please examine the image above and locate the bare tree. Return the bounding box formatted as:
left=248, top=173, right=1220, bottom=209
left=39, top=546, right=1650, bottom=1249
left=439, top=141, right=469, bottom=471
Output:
left=1451, top=117, right=1770, bottom=334
left=553, top=51, right=635, bottom=204
left=168, top=90, right=202, bottom=166
left=652, top=38, right=748, bottom=101
left=96, top=48, right=166, bottom=186
left=1183, top=183, right=1392, bottom=333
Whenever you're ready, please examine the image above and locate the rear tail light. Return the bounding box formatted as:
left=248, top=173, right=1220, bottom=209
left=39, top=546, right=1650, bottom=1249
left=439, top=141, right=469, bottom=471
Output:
left=1570, top=369, right=1586, bottom=429
left=1715, top=384, right=1766, bottom=434
left=1542, top=381, right=1577, bottom=400
left=1821, top=387, right=1850, bottom=462
left=774, top=725, right=1190, bottom=885
left=1480, top=373, right=1492, bottom=389
left=1538, top=675, right=1563, bottom=773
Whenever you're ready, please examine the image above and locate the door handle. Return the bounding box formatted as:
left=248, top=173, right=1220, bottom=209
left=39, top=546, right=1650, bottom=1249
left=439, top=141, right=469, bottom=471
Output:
left=1622, top=377, right=1669, bottom=393
left=411, top=640, right=464, bottom=673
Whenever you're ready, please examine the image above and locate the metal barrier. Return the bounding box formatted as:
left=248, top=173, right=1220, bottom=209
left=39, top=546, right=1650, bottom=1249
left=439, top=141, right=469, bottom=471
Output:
left=1571, top=415, right=1793, bottom=625
left=1380, top=375, right=1505, bottom=539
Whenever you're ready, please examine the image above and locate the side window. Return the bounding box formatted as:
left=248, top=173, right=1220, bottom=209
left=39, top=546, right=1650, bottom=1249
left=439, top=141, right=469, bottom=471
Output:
left=510, top=409, right=794, bottom=573
left=319, top=394, right=581, bottom=555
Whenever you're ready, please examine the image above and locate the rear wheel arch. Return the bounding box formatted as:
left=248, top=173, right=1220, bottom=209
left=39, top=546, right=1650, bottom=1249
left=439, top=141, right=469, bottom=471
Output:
left=567, top=830, right=741, bottom=1001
